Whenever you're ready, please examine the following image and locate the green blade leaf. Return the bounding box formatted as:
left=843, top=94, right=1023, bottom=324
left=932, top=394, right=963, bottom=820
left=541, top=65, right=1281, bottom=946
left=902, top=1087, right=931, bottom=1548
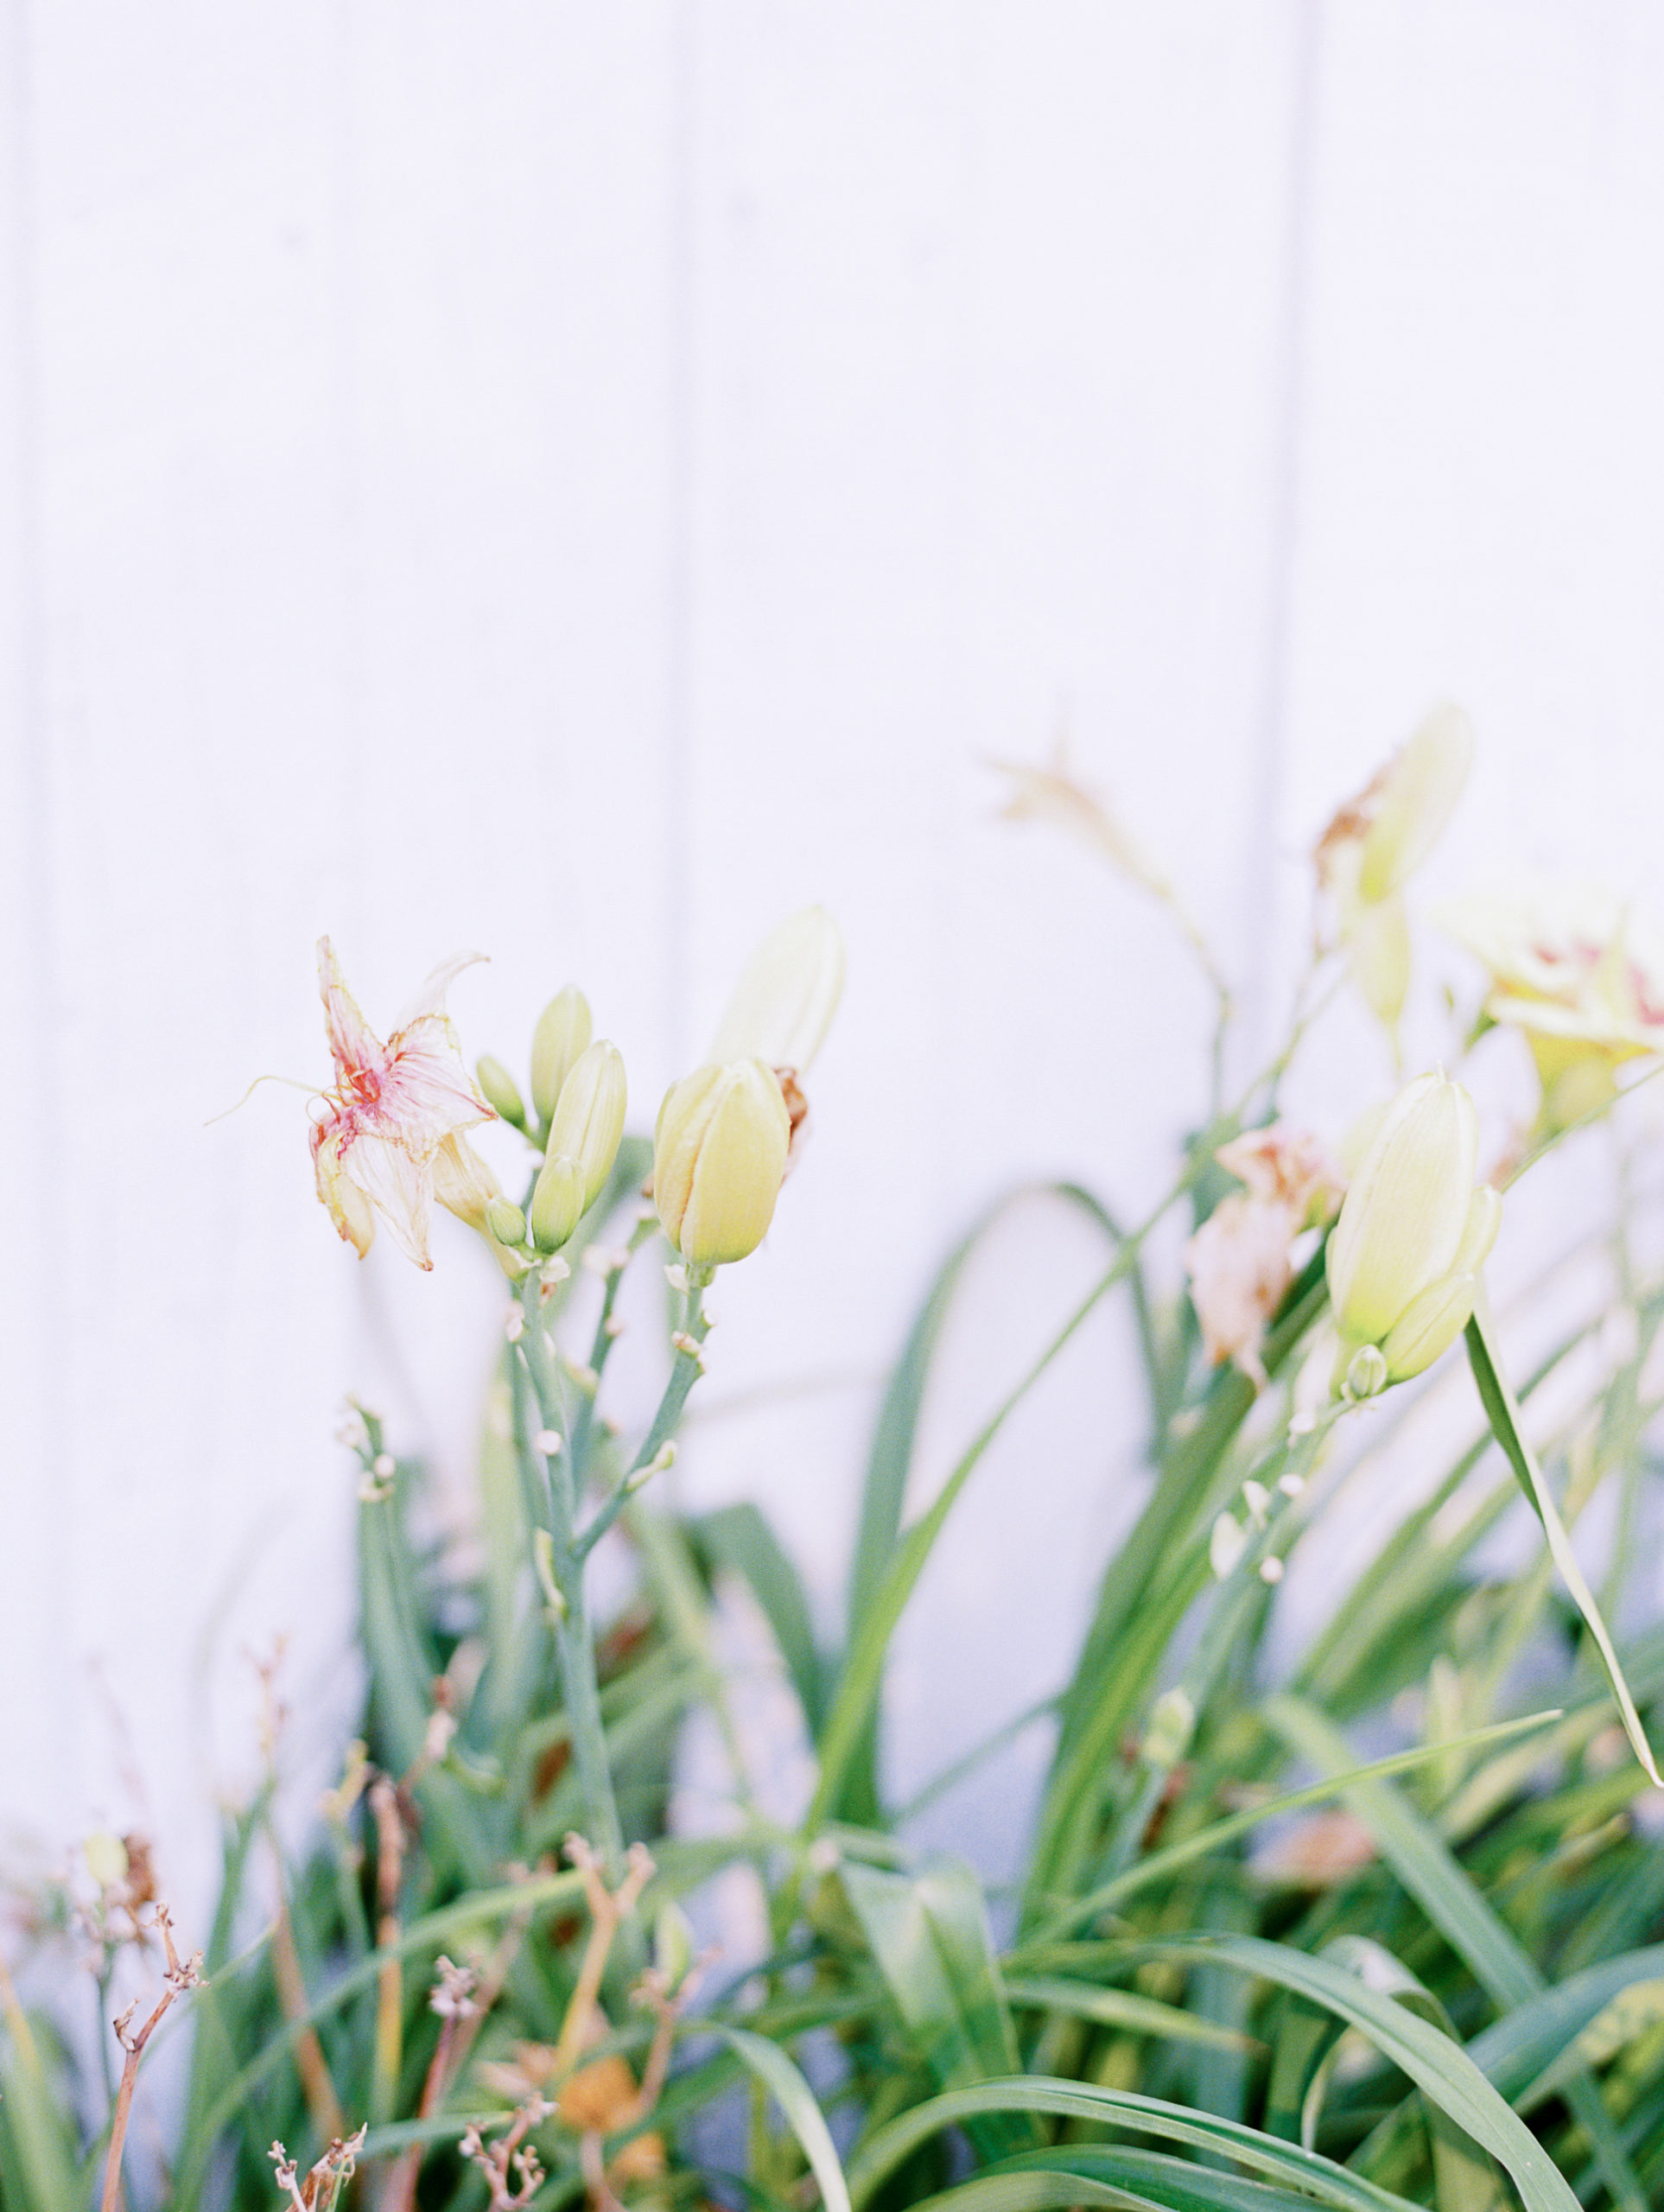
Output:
left=700, top=1501, right=827, bottom=1734
left=1130, top=1937, right=1579, bottom=2212
left=1465, top=1302, right=1661, bottom=1784
left=718, top=2025, right=851, bottom=2212
left=846, top=2076, right=1419, bottom=2212
left=842, top=1855, right=1032, bottom=2157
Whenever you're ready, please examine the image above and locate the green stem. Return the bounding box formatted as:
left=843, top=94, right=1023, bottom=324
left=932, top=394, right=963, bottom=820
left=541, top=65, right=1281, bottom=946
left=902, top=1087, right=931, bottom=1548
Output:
left=512, top=1257, right=717, bottom=1880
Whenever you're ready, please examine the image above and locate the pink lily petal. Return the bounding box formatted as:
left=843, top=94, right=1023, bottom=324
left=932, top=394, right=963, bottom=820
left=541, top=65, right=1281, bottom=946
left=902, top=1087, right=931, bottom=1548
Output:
left=345, top=1129, right=436, bottom=1269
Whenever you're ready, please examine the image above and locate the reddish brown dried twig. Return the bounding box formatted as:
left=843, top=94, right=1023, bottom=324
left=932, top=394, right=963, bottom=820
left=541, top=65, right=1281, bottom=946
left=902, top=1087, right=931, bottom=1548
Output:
left=101, top=1905, right=202, bottom=2212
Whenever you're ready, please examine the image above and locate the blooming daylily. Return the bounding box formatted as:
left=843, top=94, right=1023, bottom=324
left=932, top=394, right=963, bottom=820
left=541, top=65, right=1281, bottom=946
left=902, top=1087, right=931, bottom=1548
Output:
left=1440, top=882, right=1664, bottom=1129
left=309, top=938, right=497, bottom=1269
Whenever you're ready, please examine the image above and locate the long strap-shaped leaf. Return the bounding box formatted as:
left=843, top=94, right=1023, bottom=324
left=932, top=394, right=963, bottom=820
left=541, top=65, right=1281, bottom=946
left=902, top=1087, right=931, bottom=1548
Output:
left=837, top=1182, right=1134, bottom=1822
left=1464, top=1301, right=1661, bottom=1785
left=1263, top=1697, right=1645, bottom=2212
left=1128, top=1938, right=1580, bottom=2212
left=847, top=2076, right=1420, bottom=2212
left=719, top=2026, right=852, bottom=2212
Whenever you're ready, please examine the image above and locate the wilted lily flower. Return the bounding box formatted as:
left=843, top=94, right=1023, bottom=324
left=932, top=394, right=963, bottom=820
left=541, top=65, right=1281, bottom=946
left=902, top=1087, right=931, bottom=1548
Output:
left=1326, top=1071, right=1500, bottom=1389
left=309, top=938, right=497, bottom=1270
left=1440, top=882, right=1664, bottom=1130
left=1316, top=705, right=1473, bottom=1034
left=1184, top=1123, right=1343, bottom=1386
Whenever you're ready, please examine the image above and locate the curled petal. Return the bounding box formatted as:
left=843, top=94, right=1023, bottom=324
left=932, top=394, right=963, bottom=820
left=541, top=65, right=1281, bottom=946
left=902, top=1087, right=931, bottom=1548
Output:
left=317, top=937, right=381, bottom=1085
left=396, top=949, right=490, bottom=1029
left=313, top=1117, right=377, bottom=1258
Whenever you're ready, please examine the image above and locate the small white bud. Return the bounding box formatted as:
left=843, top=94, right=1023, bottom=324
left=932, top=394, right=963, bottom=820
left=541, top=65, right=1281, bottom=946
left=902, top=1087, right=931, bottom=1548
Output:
left=372, top=1452, right=396, bottom=1479
left=1242, top=1479, right=1270, bottom=1527
left=664, top=1262, right=689, bottom=1294
left=1277, top=1472, right=1305, bottom=1497
left=1260, top=1555, right=1286, bottom=1585
left=534, top=1429, right=562, bottom=1457
left=505, top=1310, right=525, bottom=1344
left=1210, top=1513, right=1248, bottom=1579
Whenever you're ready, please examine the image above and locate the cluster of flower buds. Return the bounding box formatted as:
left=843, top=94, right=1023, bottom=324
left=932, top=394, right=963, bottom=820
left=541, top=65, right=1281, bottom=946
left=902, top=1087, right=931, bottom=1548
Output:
left=309, top=910, right=842, bottom=1278
left=653, top=907, right=845, bottom=1268
left=1326, top=1071, right=1500, bottom=1395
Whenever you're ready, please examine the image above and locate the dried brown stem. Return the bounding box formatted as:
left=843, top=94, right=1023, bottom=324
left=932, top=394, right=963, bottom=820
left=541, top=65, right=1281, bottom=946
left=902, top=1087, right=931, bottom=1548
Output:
left=270, top=1885, right=346, bottom=2145
left=100, top=1907, right=202, bottom=2212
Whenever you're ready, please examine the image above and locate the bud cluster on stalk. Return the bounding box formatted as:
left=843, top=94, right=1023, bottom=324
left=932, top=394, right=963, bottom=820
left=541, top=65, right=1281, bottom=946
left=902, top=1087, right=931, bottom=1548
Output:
left=1326, top=1071, right=1501, bottom=1394
left=470, top=986, right=629, bottom=1267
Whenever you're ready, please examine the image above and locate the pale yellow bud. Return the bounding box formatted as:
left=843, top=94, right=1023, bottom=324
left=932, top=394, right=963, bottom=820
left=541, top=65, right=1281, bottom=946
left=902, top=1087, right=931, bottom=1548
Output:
left=1327, top=1075, right=1476, bottom=1344
left=654, top=1058, right=791, bottom=1265
left=476, top=1054, right=526, bottom=1129
left=85, top=1830, right=128, bottom=1891
left=708, top=906, right=845, bottom=1073
left=530, top=1154, right=586, bottom=1255
left=548, top=1040, right=627, bottom=1208
left=1379, top=1272, right=1478, bottom=1382
left=530, top=986, right=594, bottom=1126
left=1326, top=1073, right=1499, bottom=1389
left=1357, top=704, right=1474, bottom=903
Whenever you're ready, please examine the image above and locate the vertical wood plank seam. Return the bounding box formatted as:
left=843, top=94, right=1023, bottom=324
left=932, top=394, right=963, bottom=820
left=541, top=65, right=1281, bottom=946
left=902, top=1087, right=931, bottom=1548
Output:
left=1239, top=0, right=1324, bottom=1072
left=3, top=0, right=78, bottom=1809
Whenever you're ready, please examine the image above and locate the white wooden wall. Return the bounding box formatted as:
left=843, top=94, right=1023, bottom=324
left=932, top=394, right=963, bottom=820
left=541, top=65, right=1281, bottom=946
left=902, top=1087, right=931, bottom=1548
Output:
left=6, top=3, right=1664, bottom=1939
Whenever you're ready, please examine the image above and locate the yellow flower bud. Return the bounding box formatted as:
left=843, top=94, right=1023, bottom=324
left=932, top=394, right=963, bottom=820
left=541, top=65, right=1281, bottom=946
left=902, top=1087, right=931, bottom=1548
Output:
left=654, top=1058, right=791, bottom=1265
left=530, top=985, right=594, bottom=1127
left=547, top=1040, right=627, bottom=1207
left=476, top=1054, right=526, bottom=1129
left=1326, top=1073, right=1500, bottom=1389
left=708, top=906, right=845, bottom=1072
left=530, top=1154, right=586, bottom=1255
left=85, top=1830, right=128, bottom=1891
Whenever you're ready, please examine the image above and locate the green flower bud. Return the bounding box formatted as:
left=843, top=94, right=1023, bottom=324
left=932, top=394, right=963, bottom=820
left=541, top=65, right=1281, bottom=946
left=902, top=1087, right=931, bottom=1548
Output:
left=547, top=1040, right=627, bottom=1208
left=530, top=986, right=593, bottom=1128
left=654, top=1058, right=791, bottom=1266
left=1343, top=1343, right=1389, bottom=1401
left=484, top=1196, right=527, bottom=1249
left=530, top=1154, right=586, bottom=1255
left=475, top=1054, right=527, bottom=1129
left=653, top=1901, right=697, bottom=1993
